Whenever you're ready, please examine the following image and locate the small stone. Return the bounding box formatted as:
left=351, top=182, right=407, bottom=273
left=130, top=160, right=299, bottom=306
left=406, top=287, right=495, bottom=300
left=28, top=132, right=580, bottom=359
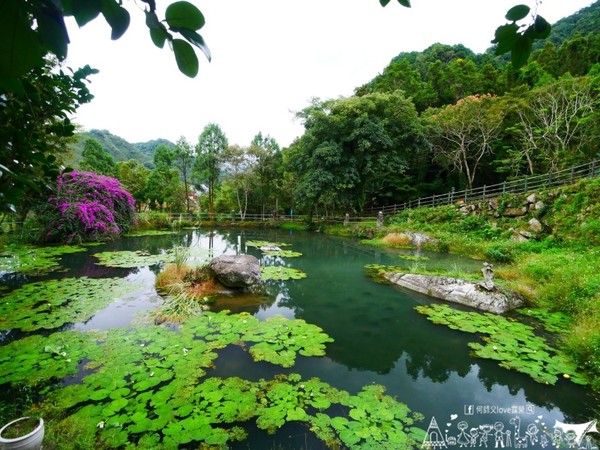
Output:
left=528, top=218, right=542, bottom=232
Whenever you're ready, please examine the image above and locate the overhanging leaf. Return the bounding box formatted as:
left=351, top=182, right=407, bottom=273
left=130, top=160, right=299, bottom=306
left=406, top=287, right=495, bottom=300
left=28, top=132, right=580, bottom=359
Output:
left=0, top=0, right=45, bottom=79
left=165, top=1, right=205, bottom=30
left=492, top=23, right=519, bottom=55
left=511, top=34, right=532, bottom=68
left=505, top=4, right=530, bottom=21
left=531, top=15, right=551, bottom=39
left=35, top=4, right=70, bottom=60
left=145, top=10, right=169, bottom=48
left=72, top=0, right=102, bottom=27
left=172, top=38, right=199, bottom=77
left=174, top=28, right=211, bottom=62
left=101, top=0, right=131, bottom=40
left=397, top=0, right=411, bottom=7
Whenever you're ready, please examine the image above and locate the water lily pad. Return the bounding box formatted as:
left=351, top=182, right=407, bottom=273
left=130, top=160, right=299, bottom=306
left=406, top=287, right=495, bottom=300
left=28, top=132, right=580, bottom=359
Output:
left=415, top=303, right=588, bottom=386
left=516, top=308, right=572, bottom=333
left=246, top=240, right=291, bottom=248
left=263, top=249, right=303, bottom=258
left=0, top=244, right=88, bottom=275
left=0, top=277, right=140, bottom=331
left=124, top=230, right=178, bottom=237
left=261, top=266, right=307, bottom=281
left=2, top=307, right=422, bottom=449
left=93, top=250, right=175, bottom=268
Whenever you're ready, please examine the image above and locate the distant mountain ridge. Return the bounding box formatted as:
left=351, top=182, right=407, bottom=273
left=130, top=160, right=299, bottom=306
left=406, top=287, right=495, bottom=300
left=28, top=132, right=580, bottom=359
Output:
left=69, top=129, right=175, bottom=169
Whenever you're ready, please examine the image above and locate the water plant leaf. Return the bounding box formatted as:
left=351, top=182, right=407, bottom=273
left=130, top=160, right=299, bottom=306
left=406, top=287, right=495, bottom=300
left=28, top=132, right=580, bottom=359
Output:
left=516, top=308, right=572, bottom=333
left=263, top=249, right=303, bottom=257
left=415, top=303, right=588, bottom=386
left=0, top=277, right=139, bottom=331
left=261, top=266, right=307, bottom=281
left=0, top=243, right=88, bottom=274
left=124, top=230, right=178, bottom=237
left=2, top=307, right=421, bottom=449
left=246, top=240, right=291, bottom=248
left=93, top=250, right=175, bottom=268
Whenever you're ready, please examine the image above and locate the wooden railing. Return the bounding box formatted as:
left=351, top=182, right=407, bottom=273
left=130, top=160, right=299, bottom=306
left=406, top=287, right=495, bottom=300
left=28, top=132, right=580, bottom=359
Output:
left=364, top=160, right=599, bottom=216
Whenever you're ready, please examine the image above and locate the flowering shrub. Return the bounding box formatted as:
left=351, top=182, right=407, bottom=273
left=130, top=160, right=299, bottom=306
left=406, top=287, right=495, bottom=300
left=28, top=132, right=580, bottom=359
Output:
left=42, top=171, right=136, bottom=244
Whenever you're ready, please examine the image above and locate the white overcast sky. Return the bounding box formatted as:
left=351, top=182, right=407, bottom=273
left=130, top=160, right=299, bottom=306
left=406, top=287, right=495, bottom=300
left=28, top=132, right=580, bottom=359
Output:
left=64, top=0, right=595, bottom=148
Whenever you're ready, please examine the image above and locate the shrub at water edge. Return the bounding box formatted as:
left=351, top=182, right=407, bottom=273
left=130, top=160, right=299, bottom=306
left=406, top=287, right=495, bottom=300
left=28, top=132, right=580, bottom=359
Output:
left=40, top=171, right=136, bottom=244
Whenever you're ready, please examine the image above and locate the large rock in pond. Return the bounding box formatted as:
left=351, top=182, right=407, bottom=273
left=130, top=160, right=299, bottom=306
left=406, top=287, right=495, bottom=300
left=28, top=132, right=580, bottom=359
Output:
left=209, top=255, right=261, bottom=288
left=383, top=273, right=523, bottom=314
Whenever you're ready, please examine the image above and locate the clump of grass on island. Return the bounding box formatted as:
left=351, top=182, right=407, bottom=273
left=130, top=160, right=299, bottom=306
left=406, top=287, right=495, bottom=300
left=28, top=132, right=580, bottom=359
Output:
left=154, top=247, right=223, bottom=323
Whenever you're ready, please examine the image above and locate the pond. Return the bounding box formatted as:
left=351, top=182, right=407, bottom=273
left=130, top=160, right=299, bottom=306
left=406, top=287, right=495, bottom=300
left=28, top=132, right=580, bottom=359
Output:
left=0, top=229, right=598, bottom=449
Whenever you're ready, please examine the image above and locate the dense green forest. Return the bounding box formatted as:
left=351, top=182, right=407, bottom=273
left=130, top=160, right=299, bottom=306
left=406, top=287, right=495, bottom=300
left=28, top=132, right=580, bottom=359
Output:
left=1, top=2, right=598, bottom=219
left=58, top=1, right=599, bottom=219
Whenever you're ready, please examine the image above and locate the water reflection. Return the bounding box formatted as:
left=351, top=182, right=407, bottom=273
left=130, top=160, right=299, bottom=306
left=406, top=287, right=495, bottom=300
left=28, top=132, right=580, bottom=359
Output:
left=1, top=228, right=598, bottom=443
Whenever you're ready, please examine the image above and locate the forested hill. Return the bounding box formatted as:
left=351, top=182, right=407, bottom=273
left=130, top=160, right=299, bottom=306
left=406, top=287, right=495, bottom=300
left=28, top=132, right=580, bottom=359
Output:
left=68, top=129, right=174, bottom=169
left=355, top=1, right=600, bottom=111
left=544, top=0, right=600, bottom=47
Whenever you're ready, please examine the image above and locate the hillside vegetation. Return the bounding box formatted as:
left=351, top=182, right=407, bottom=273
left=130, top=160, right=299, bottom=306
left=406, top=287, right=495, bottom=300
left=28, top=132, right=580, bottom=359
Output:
left=68, top=129, right=174, bottom=169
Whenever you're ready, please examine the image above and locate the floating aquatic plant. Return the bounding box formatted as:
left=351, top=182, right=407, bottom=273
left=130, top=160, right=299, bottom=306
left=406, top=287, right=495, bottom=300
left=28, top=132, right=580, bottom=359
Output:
left=516, top=308, right=572, bottom=333
left=0, top=244, right=88, bottom=274
left=398, top=254, right=430, bottom=262
left=261, top=266, right=308, bottom=281
left=0, top=277, right=140, bottom=331
left=93, top=250, right=175, bottom=268
left=415, top=303, right=588, bottom=386
left=263, top=249, right=303, bottom=258
left=1, top=308, right=425, bottom=448
left=124, top=230, right=178, bottom=237
left=246, top=240, right=291, bottom=248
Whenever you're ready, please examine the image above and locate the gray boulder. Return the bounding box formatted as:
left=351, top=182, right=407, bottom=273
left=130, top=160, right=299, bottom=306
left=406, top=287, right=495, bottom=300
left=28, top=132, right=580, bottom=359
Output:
left=209, top=254, right=261, bottom=288
left=383, top=272, right=523, bottom=314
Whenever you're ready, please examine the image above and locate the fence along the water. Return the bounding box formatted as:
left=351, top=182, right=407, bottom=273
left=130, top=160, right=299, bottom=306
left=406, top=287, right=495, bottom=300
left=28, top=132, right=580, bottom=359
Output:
left=365, top=160, right=599, bottom=216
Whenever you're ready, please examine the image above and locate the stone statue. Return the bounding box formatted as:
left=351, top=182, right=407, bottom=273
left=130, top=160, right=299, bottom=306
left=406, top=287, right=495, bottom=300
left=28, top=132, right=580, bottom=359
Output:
left=377, top=211, right=383, bottom=228
left=480, top=262, right=495, bottom=291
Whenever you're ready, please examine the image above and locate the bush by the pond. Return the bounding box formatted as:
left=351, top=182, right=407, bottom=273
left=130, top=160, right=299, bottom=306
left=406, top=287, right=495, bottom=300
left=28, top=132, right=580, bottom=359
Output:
left=39, top=171, right=136, bottom=244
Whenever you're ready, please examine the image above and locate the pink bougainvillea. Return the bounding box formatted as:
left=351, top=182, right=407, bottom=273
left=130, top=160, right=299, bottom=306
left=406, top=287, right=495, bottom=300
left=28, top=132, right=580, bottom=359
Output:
left=43, top=171, right=136, bottom=243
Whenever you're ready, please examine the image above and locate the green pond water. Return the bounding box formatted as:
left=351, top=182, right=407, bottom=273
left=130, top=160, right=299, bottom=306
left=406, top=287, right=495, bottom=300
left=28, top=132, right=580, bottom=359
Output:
left=0, top=229, right=598, bottom=449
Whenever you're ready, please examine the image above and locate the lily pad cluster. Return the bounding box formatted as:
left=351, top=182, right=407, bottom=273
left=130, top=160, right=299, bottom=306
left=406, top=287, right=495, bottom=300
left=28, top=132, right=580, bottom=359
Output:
left=0, top=277, right=139, bottom=331
left=94, top=250, right=175, bottom=268
left=0, top=311, right=424, bottom=449
left=247, top=240, right=303, bottom=258
left=516, top=308, right=572, bottom=333
left=0, top=244, right=88, bottom=275
left=415, top=303, right=588, bottom=386
left=124, top=231, right=178, bottom=237
left=246, top=240, right=291, bottom=249
left=261, top=266, right=308, bottom=281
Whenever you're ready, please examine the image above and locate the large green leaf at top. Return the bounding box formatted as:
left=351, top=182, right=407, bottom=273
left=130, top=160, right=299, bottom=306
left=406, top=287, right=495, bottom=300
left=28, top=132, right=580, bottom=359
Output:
left=0, top=0, right=44, bottom=79
left=397, top=0, right=411, bottom=7
left=172, top=38, right=199, bottom=78
left=505, top=4, right=530, bottom=21
left=35, top=4, right=69, bottom=60
left=165, top=1, right=205, bottom=30
left=101, top=0, right=130, bottom=40
left=72, top=0, right=102, bottom=27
